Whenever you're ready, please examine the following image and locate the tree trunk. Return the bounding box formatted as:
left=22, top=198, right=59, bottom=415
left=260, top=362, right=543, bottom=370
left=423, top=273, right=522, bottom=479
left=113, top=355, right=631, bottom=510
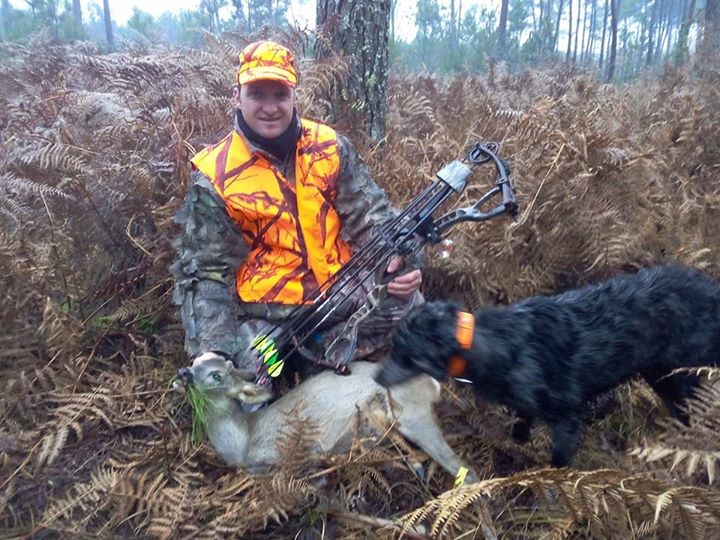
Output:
left=606, top=0, right=619, bottom=82
left=497, top=0, right=509, bottom=58
left=457, top=0, right=462, bottom=39
left=316, top=0, right=391, bottom=142
left=675, top=0, right=695, bottom=65
left=573, top=0, right=581, bottom=63
left=102, top=0, right=114, bottom=50
left=566, top=0, right=573, bottom=60
left=555, top=0, right=565, bottom=52
left=661, top=0, right=673, bottom=61
left=46, top=0, right=59, bottom=42
left=537, top=0, right=547, bottom=56
left=579, top=0, right=587, bottom=62
left=599, top=0, right=609, bottom=70
left=645, top=0, right=659, bottom=66
left=583, top=0, right=597, bottom=63
left=1, top=0, right=10, bottom=39
left=700, top=0, right=720, bottom=64
left=449, top=0, right=456, bottom=46
left=72, top=0, right=83, bottom=39
left=531, top=0, right=538, bottom=34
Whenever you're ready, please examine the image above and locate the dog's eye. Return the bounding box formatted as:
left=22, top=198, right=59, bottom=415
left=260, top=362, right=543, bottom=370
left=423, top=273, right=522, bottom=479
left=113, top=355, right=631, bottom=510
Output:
left=211, top=372, right=222, bottom=382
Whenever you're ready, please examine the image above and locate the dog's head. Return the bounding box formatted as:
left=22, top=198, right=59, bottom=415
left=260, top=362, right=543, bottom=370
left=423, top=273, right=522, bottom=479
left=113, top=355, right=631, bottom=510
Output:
left=374, top=301, right=463, bottom=387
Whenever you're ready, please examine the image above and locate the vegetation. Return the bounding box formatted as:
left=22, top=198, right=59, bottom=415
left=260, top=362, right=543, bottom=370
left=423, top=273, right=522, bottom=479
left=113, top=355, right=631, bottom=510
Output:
left=1, top=18, right=720, bottom=536
left=2, top=0, right=720, bottom=538
left=2, top=1, right=719, bottom=82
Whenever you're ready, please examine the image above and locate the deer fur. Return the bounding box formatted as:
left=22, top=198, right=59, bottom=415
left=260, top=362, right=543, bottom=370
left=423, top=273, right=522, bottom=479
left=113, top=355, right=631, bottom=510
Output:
left=176, top=352, right=476, bottom=483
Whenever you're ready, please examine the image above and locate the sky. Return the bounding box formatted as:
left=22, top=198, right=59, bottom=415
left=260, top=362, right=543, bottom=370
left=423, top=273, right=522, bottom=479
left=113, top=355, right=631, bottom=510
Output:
left=11, top=0, right=500, bottom=43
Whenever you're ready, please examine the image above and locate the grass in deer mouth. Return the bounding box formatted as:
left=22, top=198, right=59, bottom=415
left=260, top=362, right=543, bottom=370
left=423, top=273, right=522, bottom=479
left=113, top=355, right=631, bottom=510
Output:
left=185, top=384, right=212, bottom=445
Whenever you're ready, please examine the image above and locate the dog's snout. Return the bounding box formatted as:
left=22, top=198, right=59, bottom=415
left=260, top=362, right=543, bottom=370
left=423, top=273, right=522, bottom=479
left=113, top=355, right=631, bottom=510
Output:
left=177, top=367, right=193, bottom=384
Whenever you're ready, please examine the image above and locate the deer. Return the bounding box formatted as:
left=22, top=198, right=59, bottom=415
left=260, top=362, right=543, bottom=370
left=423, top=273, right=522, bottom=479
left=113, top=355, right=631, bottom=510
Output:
left=174, top=352, right=477, bottom=485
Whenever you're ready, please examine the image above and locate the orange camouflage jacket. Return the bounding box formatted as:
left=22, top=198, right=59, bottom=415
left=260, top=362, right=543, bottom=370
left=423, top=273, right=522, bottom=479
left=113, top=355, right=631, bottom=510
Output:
left=190, top=119, right=352, bottom=305
left=172, top=117, right=397, bottom=359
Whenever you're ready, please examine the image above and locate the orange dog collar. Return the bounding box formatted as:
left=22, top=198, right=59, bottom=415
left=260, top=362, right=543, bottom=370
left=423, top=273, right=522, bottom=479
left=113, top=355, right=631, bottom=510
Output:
left=448, top=310, right=474, bottom=377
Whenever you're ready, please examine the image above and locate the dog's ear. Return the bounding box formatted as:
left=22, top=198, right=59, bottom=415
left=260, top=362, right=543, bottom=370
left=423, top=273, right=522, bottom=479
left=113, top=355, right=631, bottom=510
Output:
left=390, top=301, right=460, bottom=382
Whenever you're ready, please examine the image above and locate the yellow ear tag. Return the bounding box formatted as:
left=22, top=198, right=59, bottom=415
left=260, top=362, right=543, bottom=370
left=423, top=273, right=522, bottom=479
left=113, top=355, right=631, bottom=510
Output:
left=454, top=466, right=469, bottom=487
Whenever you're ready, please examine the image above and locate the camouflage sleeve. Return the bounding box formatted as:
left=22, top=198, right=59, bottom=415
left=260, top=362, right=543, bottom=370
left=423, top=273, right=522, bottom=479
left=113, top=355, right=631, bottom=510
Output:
left=334, top=134, right=425, bottom=270
left=170, top=170, right=249, bottom=358
left=334, top=134, right=396, bottom=251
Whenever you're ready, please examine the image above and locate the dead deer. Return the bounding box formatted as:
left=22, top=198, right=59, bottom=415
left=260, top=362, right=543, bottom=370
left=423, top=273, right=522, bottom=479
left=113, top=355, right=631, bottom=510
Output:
left=175, top=352, right=477, bottom=484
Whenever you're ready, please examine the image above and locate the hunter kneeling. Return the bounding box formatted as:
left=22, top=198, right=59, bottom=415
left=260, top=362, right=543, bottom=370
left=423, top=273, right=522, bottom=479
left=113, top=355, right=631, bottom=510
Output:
left=172, top=40, right=421, bottom=392
left=171, top=41, right=473, bottom=484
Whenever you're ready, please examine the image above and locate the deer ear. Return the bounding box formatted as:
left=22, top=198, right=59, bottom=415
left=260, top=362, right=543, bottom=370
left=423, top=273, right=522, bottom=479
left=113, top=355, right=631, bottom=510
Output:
left=229, top=364, right=258, bottom=382
left=228, top=381, right=273, bottom=405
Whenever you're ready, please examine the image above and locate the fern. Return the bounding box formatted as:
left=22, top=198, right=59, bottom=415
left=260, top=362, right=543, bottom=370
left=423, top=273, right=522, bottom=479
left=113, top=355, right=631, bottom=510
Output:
left=632, top=376, right=720, bottom=484
left=402, top=469, right=720, bottom=539
left=3, top=36, right=720, bottom=540
left=40, top=467, right=118, bottom=529
left=274, top=406, right=323, bottom=475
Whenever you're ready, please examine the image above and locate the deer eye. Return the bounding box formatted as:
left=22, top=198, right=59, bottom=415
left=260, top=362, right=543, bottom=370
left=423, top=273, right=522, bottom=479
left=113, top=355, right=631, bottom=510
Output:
left=211, top=372, right=223, bottom=383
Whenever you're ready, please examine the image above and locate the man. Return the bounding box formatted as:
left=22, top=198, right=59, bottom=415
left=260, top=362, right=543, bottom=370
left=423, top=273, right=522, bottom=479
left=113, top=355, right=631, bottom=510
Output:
left=172, top=41, right=422, bottom=389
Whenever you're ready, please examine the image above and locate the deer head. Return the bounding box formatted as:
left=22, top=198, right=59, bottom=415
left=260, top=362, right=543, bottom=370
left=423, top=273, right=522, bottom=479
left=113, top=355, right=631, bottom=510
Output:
left=175, top=352, right=272, bottom=405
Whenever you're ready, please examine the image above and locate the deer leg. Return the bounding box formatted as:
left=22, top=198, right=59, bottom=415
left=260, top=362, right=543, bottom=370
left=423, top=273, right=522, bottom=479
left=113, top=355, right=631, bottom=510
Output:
left=395, top=409, right=478, bottom=484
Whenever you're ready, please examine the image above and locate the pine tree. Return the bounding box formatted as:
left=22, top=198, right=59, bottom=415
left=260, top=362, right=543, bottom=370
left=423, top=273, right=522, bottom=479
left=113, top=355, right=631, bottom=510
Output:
left=102, top=0, right=114, bottom=50
left=701, top=0, right=720, bottom=64
left=497, top=0, right=509, bottom=57
left=72, top=0, right=83, bottom=39
left=606, top=0, right=620, bottom=81
left=316, top=0, right=391, bottom=141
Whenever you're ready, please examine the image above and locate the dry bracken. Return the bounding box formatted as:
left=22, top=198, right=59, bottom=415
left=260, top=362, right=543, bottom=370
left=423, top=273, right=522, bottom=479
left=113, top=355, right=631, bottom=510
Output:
left=1, top=33, right=720, bottom=539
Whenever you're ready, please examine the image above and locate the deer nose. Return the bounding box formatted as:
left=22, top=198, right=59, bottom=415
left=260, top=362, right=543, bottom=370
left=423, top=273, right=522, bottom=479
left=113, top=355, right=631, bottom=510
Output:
left=177, top=367, right=193, bottom=384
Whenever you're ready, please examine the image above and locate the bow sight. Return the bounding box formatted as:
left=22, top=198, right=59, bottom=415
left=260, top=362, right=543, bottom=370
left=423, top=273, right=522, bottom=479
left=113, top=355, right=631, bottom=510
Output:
left=253, top=141, right=518, bottom=378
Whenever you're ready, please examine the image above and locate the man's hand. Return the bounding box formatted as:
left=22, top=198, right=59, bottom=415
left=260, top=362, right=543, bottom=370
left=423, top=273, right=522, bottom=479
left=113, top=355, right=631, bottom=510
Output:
left=386, top=255, right=422, bottom=299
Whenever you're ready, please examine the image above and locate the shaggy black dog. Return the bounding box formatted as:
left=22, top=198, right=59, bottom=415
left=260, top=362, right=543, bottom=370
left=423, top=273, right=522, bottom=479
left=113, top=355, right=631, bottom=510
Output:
left=374, top=265, right=720, bottom=467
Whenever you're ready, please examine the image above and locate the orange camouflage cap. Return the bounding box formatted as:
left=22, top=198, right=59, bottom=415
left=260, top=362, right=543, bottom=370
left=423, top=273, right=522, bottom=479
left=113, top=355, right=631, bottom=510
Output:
left=237, top=41, right=299, bottom=88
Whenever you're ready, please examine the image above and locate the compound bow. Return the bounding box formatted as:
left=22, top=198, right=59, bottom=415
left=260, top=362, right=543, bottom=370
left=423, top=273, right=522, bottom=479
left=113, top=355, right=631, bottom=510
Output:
left=251, top=141, right=518, bottom=378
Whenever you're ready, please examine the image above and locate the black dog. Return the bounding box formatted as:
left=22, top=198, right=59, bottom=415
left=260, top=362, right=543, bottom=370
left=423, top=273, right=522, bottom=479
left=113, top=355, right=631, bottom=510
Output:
left=374, top=265, right=720, bottom=467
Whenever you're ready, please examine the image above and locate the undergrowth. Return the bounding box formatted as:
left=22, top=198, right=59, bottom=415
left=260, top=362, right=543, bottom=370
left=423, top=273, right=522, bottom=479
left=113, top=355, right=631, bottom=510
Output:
left=1, top=29, right=720, bottom=539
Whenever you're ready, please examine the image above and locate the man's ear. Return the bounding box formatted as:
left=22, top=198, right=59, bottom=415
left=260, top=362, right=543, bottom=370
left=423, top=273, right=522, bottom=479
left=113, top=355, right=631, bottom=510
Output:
left=228, top=381, right=272, bottom=405
left=232, top=85, right=241, bottom=106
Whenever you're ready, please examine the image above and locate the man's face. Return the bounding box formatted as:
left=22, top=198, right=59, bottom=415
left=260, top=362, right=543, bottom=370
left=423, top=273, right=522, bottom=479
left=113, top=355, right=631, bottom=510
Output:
left=237, top=80, right=295, bottom=139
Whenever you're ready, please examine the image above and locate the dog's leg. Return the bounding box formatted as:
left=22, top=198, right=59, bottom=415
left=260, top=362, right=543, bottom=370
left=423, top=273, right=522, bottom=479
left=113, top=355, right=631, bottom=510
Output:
left=549, top=417, right=582, bottom=468
left=641, top=370, right=699, bottom=425
left=511, top=414, right=534, bottom=444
